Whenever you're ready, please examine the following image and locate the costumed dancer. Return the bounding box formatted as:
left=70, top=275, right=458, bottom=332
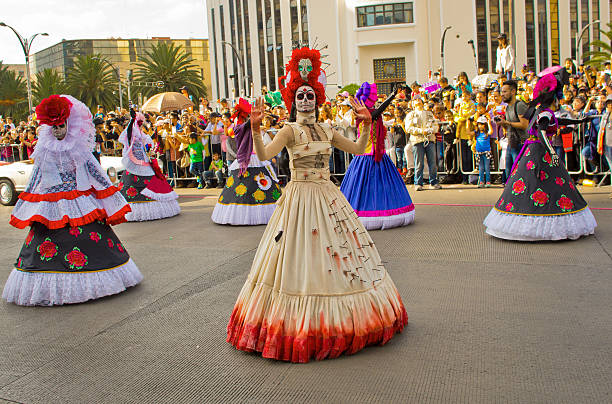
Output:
left=227, top=47, right=407, bottom=363
left=211, top=98, right=281, bottom=225
left=118, top=110, right=180, bottom=221
left=2, top=95, right=143, bottom=306
left=340, top=82, right=415, bottom=230
left=484, top=67, right=597, bottom=240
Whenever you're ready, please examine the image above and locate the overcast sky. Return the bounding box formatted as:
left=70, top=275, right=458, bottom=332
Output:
left=1, top=0, right=209, bottom=64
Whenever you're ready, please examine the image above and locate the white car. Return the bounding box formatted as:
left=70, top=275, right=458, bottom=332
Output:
left=0, top=156, right=124, bottom=206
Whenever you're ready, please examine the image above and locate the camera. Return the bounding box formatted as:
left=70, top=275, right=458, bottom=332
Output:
left=493, top=116, right=502, bottom=122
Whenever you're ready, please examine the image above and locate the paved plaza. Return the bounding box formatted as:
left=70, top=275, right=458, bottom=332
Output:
left=0, top=185, right=611, bottom=404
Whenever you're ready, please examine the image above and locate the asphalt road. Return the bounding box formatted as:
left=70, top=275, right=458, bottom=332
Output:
left=0, top=185, right=611, bottom=404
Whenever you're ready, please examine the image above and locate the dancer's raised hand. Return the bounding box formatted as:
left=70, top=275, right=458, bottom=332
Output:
left=349, top=97, right=372, bottom=123
left=250, top=97, right=265, bottom=129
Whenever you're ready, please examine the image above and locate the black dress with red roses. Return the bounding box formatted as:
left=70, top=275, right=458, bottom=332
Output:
left=484, top=138, right=597, bottom=241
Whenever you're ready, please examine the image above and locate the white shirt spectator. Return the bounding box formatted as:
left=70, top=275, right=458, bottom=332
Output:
left=496, top=45, right=514, bottom=73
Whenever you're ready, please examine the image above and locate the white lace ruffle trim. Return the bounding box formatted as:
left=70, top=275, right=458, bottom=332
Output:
left=140, top=188, right=179, bottom=202
left=2, top=258, right=143, bottom=306
left=211, top=202, right=276, bottom=225
left=125, top=199, right=180, bottom=222
left=122, top=158, right=155, bottom=177
left=483, top=207, right=597, bottom=241
left=359, top=210, right=415, bottom=231
left=229, top=154, right=273, bottom=171
left=12, top=192, right=129, bottom=223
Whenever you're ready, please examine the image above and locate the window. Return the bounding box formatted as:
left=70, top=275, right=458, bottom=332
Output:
left=300, top=0, right=309, bottom=45
left=290, top=0, right=299, bottom=46
left=570, top=0, right=578, bottom=60
left=256, top=0, right=267, bottom=89
left=211, top=8, right=220, bottom=98
left=243, top=0, right=252, bottom=94
left=373, top=57, right=406, bottom=96
left=228, top=1, right=239, bottom=93
left=502, top=0, right=510, bottom=34
left=219, top=5, right=229, bottom=97
left=550, top=0, right=560, bottom=65
left=581, top=0, right=590, bottom=58
left=265, top=0, right=275, bottom=90
left=476, top=0, right=489, bottom=71
left=274, top=0, right=284, bottom=81
left=489, top=0, right=501, bottom=69
left=537, top=0, right=549, bottom=69
left=591, top=0, right=600, bottom=41
left=525, top=0, right=536, bottom=70
left=356, top=2, right=413, bottom=27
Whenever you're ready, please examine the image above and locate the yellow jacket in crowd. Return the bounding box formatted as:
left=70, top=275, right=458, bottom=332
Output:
left=454, top=100, right=476, bottom=140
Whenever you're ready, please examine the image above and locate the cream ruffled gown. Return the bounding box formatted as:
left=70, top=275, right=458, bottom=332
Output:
left=227, top=120, right=407, bottom=363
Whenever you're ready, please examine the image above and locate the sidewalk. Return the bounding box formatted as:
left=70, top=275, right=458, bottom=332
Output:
left=0, top=187, right=611, bottom=403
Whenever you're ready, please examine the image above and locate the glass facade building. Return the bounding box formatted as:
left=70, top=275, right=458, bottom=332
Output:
left=30, top=38, right=211, bottom=89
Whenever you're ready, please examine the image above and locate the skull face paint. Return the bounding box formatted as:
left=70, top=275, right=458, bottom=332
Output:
left=51, top=123, right=67, bottom=140
left=297, top=58, right=313, bottom=81
left=295, top=85, right=316, bottom=112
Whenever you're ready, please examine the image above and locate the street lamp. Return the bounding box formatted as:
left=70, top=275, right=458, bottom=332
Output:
left=576, top=20, right=600, bottom=64
left=221, top=41, right=249, bottom=97
left=0, top=22, right=48, bottom=118
left=440, top=26, right=452, bottom=77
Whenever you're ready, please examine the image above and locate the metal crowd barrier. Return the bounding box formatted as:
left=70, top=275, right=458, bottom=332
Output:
left=138, top=122, right=611, bottom=188
left=0, top=144, right=26, bottom=162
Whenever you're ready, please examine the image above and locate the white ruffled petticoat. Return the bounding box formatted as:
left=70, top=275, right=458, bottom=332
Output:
left=211, top=203, right=277, bottom=226
left=2, top=258, right=143, bottom=306
left=125, top=200, right=180, bottom=222
left=359, top=210, right=415, bottom=231
left=483, top=207, right=597, bottom=241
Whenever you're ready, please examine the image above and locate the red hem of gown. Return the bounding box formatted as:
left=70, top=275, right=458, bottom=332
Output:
left=226, top=305, right=408, bottom=363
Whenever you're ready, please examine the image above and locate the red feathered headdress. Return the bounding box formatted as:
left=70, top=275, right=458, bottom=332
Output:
left=230, top=97, right=252, bottom=125
left=279, top=47, right=326, bottom=112
left=35, top=95, right=72, bottom=126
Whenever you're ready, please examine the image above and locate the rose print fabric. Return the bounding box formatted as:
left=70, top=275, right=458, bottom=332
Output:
left=15, top=221, right=129, bottom=273
left=495, top=142, right=587, bottom=215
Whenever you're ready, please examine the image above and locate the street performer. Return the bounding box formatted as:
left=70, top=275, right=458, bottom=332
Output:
left=226, top=47, right=407, bottom=363
left=3, top=95, right=143, bottom=306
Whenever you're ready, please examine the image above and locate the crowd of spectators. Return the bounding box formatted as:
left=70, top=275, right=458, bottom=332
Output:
left=2, top=56, right=612, bottom=190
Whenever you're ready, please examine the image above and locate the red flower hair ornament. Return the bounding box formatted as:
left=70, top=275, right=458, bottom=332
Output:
left=35, top=95, right=73, bottom=126
left=279, top=47, right=327, bottom=112
left=230, top=98, right=252, bottom=124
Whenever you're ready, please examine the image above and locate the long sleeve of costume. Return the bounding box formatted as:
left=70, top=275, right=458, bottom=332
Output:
left=535, top=115, right=557, bottom=159
left=331, top=122, right=371, bottom=154
left=252, top=125, right=292, bottom=161
left=371, top=91, right=397, bottom=121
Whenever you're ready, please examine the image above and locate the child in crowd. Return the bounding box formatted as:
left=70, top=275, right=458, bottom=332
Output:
left=469, top=115, right=493, bottom=187
left=178, top=133, right=206, bottom=189
left=204, top=152, right=224, bottom=188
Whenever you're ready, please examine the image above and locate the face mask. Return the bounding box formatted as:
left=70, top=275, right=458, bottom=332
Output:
left=52, top=123, right=67, bottom=140
left=295, top=85, right=316, bottom=113
left=297, top=58, right=313, bottom=81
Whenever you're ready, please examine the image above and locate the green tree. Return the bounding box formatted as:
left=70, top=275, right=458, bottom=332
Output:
left=339, top=83, right=360, bottom=96
left=33, top=68, right=66, bottom=104
left=65, top=54, right=118, bottom=110
left=134, top=42, right=206, bottom=98
left=0, top=62, right=28, bottom=120
left=583, top=22, right=612, bottom=67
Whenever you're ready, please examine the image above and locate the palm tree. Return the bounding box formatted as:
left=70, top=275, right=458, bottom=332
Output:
left=0, top=62, right=28, bottom=120
left=33, top=68, right=66, bottom=104
left=134, top=42, right=206, bottom=98
left=583, top=22, right=612, bottom=67
left=65, top=54, right=118, bottom=110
